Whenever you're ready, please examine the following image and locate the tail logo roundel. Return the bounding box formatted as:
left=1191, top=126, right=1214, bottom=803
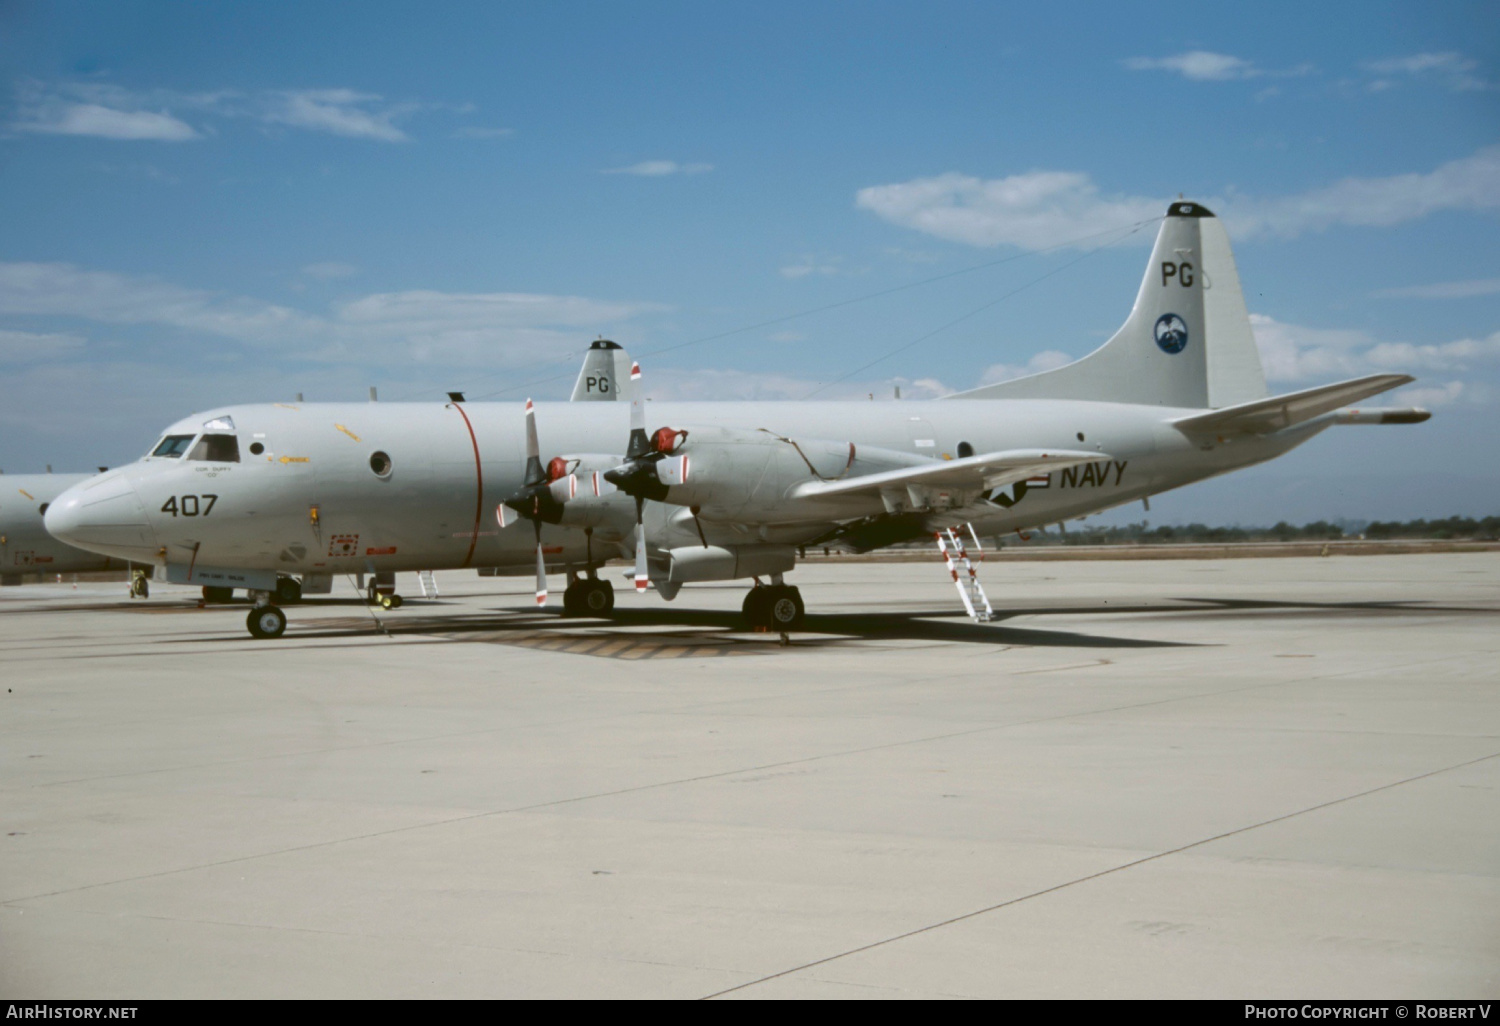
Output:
left=1154, top=313, right=1189, bottom=354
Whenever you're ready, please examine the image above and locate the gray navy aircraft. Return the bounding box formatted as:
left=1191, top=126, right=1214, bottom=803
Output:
left=45, top=203, right=1428, bottom=638
left=2, top=472, right=131, bottom=586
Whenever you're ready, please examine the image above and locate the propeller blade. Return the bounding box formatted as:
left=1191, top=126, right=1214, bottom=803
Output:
left=534, top=522, right=547, bottom=606
left=626, top=362, right=649, bottom=460
left=497, top=503, right=521, bottom=529
left=634, top=498, right=649, bottom=593
left=522, top=398, right=544, bottom=487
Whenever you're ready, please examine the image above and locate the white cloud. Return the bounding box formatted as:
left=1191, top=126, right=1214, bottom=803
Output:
left=12, top=99, right=198, bottom=141
left=601, top=161, right=714, bottom=176
left=857, top=145, right=1500, bottom=250
left=977, top=350, right=1074, bottom=385
left=1123, top=51, right=1312, bottom=82
left=780, top=255, right=842, bottom=278
left=9, top=81, right=457, bottom=144
left=262, top=89, right=413, bottom=142
left=0, top=262, right=666, bottom=368
left=1226, top=146, right=1500, bottom=238
left=1394, top=381, right=1466, bottom=408
left=1374, top=278, right=1500, bottom=300
left=1363, top=52, right=1489, bottom=91
left=0, top=329, right=87, bottom=362
left=856, top=170, right=1162, bottom=249
left=1249, top=313, right=1500, bottom=401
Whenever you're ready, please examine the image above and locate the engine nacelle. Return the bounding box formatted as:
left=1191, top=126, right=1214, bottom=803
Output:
left=658, top=425, right=918, bottom=522
left=552, top=453, right=636, bottom=529
left=664, top=543, right=795, bottom=583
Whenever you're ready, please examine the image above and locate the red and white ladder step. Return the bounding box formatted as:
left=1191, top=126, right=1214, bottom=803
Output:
left=936, top=524, right=993, bottom=622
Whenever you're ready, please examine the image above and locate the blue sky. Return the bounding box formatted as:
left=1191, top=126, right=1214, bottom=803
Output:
left=1, top=1, right=1496, bottom=524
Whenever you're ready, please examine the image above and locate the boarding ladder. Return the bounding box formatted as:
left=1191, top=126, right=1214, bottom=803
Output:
left=936, top=525, right=993, bottom=622
left=418, top=570, right=439, bottom=598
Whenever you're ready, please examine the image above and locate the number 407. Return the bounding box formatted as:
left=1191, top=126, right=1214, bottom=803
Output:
left=161, top=494, right=218, bottom=517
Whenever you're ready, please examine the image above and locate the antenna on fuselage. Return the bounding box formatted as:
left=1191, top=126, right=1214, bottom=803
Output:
left=369, top=387, right=378, bottom=402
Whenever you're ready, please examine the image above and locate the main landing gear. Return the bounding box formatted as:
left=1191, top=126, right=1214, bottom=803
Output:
left=246, top=603, right=287, bottom=640
left=743, top=582, right=804, bottom=630
left=562, top=575, right=614, bottom=617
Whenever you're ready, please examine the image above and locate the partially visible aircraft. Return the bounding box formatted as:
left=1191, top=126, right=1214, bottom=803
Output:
left=2, top=472, right=131, bottom=587
left=46, top=202, right=1429, bottom=638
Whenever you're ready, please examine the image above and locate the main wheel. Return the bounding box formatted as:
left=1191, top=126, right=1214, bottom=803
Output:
left=247, top=605, right=287, bottom=639
left=581, top=579, right=614, bottom=616
left=765, top=585, right=805, bottom=630
left=561, top=582, right=584, bottom=617
left=743, top=587, right=772, bottom=628
left=202, top=585, right=232, bottom=604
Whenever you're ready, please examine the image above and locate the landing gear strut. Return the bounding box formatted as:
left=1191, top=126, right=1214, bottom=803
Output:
left=562, top=575, right=614, bottom=617
left=743, top=583, right=804, bottom=630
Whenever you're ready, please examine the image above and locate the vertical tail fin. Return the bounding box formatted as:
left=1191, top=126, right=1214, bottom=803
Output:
left=569, top=339, right=633, bottom=402
left=947, top=202, right=1267, bottom=409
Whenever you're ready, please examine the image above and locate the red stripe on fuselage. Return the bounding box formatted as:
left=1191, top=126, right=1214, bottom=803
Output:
left=448, top=403, right=484, bottom=568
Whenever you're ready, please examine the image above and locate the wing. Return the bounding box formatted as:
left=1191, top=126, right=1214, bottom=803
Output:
left=1172, top=374, right=1413, bottom=436
left=788, top=448, right=1104, bottom=503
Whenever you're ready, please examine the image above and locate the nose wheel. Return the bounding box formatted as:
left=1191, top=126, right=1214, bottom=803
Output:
left=743, top=584, right=804, bottom=630
left=247, top=604, right=287, bottom=639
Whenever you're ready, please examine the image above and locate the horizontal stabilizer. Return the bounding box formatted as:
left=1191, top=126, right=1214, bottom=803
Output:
left=1172, top=374, right=1413, bottom=436
left=789, top=448, right=1104, bottom=502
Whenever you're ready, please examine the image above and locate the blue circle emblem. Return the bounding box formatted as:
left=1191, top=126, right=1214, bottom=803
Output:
left=1155, top=313, right=1188, bottom=354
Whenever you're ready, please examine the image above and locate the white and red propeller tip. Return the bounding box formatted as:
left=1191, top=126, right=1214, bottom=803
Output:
left=630, top=362, right=641, bottom=382
left=634, top=519, right=649, bottom=593
left=535, top=542, right=548, bottom=606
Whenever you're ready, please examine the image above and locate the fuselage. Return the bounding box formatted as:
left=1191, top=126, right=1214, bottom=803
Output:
left=2, top=473, right=127, bottom=584
left=44, top=397, right=1326, bottom=584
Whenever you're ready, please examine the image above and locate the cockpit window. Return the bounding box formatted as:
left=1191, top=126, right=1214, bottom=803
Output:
left=202, top=416, right=235, bottom=432
left=187, top=434, right=240, bottom=463
left=151, top=435, right=195, bottom=458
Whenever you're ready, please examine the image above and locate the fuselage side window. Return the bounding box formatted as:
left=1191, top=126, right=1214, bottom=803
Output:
left=188, top=434, right=240, bottom=463
left=151, top=435, right=196, bottom=459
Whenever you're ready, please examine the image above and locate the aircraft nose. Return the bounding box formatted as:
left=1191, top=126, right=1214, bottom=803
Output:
left=45, top=473, right=157, bottom=557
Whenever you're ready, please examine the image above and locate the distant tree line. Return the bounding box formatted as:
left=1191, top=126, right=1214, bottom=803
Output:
left=999, top=515, right=1500, bottom=546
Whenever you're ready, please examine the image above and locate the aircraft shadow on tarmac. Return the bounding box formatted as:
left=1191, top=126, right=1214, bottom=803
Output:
left=37, top=592, right=1495, bottom=659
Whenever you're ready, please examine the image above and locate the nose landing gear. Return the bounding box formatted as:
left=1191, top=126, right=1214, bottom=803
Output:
left=365, top=574, right=401, bottom=609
